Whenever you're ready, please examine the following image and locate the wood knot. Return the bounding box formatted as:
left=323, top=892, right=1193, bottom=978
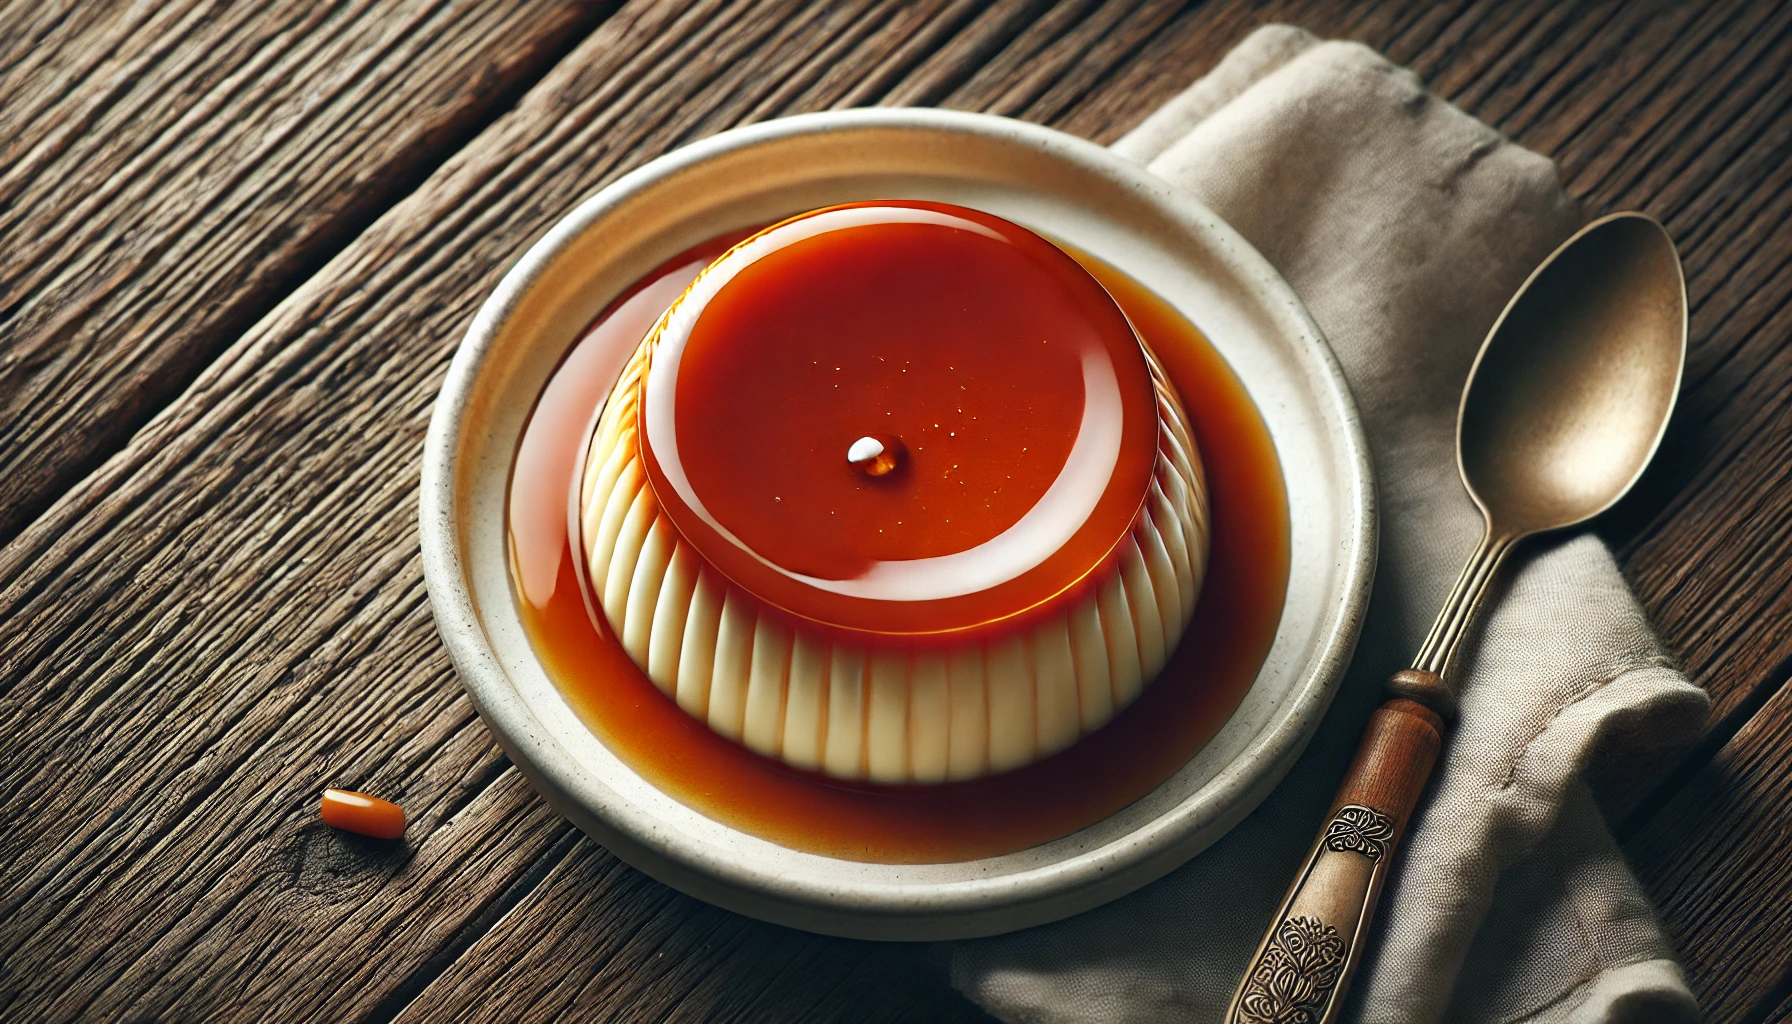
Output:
left=281, top=822, right=407, bottom=901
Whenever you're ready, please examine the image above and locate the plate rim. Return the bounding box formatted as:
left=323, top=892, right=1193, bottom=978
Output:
left=420, top=107, right=1376, bottom=939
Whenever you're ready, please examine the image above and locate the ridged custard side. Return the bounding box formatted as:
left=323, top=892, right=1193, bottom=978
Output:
left=580, top=339, right=1209, bottom=784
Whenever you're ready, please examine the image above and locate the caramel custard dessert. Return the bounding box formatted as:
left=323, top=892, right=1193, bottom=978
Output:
left=507, top=202, right=1287, bottom=863
left=580, top=202, right=1209, bottom=783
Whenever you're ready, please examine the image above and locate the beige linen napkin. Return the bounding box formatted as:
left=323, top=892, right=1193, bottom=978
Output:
left=946, top=26, right=1710, bottom=1024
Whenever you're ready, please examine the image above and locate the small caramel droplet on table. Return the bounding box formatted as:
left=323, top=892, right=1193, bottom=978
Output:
left=847, top=434, right=903, bottom=478
left=320, top=788, right=406, bottom=839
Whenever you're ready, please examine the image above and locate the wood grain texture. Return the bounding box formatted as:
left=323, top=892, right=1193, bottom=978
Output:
left=0, top=1, right=1000, bottom=1021
left=1, top=0, right=1791, bottom=1022
left=0, top=0, right=614, bottom=547
left=1333, top=700, right=1446, bottom=821
left=391, top=839, right=975, bottom=1024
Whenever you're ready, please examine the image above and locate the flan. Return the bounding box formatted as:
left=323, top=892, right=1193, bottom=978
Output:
left=580, top=201, right=1209, bottom=783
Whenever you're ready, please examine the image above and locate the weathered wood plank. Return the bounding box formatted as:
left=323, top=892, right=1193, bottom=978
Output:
left=0, top=0, right=613, bottom=547
left=389, top=839, right=978, bottom=1024
left=880, top=0, right=1064, bottom=107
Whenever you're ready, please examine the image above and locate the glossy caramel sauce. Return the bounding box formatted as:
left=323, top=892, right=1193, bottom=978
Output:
left=639, top=201, right=1161, bottom=638
left=508, top=228, right=1289, bottom=864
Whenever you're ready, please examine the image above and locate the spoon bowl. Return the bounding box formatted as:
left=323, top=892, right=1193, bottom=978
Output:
left=1458, top=213, right=1687, bottom=537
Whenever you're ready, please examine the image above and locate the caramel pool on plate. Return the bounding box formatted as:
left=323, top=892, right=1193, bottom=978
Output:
left=507, top=211, right=1289, bottom=863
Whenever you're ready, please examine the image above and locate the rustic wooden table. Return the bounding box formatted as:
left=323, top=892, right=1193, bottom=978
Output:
left=2, top=1, right=1787, bottom=1021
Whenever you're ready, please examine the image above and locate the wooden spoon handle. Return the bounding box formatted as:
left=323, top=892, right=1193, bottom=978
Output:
left=1226, top=689, right=1449, bottom=1024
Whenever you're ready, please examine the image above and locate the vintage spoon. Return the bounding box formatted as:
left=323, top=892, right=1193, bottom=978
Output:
left=1227, top=212, right=1687, bottom=1024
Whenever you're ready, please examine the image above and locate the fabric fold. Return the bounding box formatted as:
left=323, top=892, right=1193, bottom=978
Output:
left=946, top=26, right=1708, bottom=1024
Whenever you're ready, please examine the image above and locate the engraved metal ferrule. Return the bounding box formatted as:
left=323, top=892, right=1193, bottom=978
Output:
left=1229, top=804, right=1396, bottom=1024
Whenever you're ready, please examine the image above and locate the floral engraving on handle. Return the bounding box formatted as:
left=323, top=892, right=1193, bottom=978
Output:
left=1236, top=916, right=1346, bottom=1024
left=1324, top=804, right=1394, bottom=862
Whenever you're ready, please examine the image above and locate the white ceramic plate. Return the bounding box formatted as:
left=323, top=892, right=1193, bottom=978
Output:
left=420, top=108, right=1374, bottom=940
